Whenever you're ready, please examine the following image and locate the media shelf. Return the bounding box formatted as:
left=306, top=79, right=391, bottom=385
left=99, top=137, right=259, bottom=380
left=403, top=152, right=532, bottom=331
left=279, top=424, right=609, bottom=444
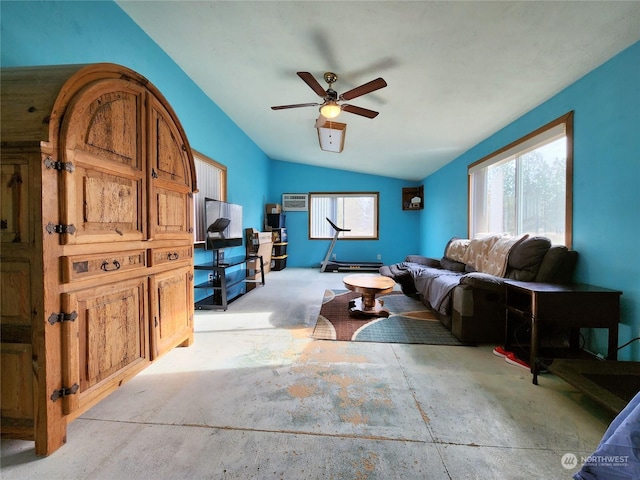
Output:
left=194, top=250, right=264, bottom=310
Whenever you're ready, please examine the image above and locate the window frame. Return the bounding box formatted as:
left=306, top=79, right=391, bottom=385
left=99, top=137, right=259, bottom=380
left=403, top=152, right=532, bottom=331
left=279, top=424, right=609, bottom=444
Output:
left=308, top=191, right=380, bottom=240
left=192, top=149, right=227, bottom=246
left=467, top=111, right=574, bottom=247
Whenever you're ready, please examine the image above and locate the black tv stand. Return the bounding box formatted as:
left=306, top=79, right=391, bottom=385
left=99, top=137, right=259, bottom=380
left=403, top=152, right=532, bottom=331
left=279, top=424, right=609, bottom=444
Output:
left=194, top=249, right=265, bottom=310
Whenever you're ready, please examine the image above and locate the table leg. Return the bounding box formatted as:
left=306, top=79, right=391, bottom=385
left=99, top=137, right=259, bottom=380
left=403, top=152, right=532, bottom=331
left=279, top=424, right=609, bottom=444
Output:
left=348, top=296, right=390, bottom=318
left=608, top=323, right=619, bottom=360
left=362, top=292, right=376, bottom=310
left=530, top=314, right=539, bottom=385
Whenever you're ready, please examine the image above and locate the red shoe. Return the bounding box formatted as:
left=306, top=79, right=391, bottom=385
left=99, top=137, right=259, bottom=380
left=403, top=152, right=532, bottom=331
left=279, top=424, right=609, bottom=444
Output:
left=504, top=352, right=530, bottom=370
left=492, top=346, right=510, bottom=358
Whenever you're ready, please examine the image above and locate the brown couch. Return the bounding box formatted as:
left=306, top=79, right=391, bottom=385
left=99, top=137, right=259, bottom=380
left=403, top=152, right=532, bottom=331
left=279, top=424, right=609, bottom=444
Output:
left=380, top=235, right=578, bottom=343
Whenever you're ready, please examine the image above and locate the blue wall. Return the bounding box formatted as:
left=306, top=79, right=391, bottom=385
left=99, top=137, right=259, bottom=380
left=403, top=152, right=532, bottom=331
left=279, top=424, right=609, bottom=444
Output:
left=0, top=0, right=270, bottom=298
left=269, top=161, right=421, bottom=268
left=2, top=1, right=638, bottom=359
left=421, top=42, right=640, bottom=361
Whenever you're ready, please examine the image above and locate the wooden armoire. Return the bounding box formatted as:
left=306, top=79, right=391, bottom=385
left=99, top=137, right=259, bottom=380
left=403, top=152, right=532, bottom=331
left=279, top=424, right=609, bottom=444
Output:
left=1, top=63, right=197, bottom=455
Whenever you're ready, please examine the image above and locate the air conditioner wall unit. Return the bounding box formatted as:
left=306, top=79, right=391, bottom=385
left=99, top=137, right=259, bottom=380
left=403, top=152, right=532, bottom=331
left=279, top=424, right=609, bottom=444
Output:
left=282, top=193, right=308, bottom=212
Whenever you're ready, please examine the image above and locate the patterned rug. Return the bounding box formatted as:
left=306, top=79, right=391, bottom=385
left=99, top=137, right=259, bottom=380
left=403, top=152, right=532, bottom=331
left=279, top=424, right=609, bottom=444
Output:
left=312, top=289, right=468, bottom=345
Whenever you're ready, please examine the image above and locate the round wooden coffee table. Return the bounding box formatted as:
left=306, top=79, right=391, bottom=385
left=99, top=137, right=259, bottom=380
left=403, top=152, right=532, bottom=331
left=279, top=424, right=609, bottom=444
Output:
left=343, top=274, right=396, bottom=317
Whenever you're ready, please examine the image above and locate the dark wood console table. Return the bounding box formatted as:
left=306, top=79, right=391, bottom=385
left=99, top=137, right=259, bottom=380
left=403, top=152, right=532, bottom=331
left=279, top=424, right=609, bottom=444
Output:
left=503, top=280, right=622, bottom=385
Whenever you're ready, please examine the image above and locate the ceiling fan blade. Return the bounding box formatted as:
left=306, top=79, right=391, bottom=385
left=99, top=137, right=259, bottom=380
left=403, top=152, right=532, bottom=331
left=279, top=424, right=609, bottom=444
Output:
left=342, top=104, right=379, bottom=119
left=271, top=102, right=320, bottom=110
left=340, top=77, right=387, bottom=101
left=297, top=72, right=327, bottom=97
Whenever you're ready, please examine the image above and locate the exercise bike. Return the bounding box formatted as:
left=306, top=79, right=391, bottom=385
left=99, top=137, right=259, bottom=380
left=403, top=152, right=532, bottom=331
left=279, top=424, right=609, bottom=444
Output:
left=320, top=218, right=383, bottom=273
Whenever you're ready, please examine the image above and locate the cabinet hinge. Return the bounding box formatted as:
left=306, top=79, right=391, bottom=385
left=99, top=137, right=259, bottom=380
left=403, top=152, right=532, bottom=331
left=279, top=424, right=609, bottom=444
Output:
left=48, top=311, right=78, bottom=325
left=46, top=222, right=77, bottom=235
left=188, top=192, right=193, bottom=199
left=50, top=384, right=79, bottom=402
left=44, top=157, right=75, bottom=173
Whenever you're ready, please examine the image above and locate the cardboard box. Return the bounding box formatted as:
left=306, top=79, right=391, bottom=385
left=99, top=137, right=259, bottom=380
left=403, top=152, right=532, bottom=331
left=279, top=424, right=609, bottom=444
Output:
left=245, top=228, right=272, bottom=274
left=245, top=229, right=272, bottom=251
left=255, top=242, right=272, bottom=274
left=265, top=203, right=282, bottom=214
left=245, top=260, right=265, bottom=291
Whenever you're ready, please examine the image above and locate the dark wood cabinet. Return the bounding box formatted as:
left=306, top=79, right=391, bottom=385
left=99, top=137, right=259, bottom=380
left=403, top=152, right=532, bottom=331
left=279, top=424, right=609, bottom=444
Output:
left=504, top=280, right=621, bottom=385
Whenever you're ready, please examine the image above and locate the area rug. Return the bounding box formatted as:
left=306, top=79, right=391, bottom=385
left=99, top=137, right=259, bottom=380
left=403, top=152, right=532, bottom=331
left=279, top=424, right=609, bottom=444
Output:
left=312, top=289, right=469, bottom=345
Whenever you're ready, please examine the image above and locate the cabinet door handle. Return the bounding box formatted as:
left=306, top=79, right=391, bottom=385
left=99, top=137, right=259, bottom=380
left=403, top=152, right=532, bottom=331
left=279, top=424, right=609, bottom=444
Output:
left=167, top=252, right=179, bottom=261
left=101, top=260, right=121, bottom=271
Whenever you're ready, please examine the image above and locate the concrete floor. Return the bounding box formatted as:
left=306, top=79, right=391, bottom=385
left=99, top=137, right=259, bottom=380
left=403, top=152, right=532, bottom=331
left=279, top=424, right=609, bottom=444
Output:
left=1, top=268, right=613, bottom=479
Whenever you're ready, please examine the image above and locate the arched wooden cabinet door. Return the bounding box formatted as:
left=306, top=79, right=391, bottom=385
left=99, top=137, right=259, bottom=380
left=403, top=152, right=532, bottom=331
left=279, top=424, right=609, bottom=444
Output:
left=0, top=62, right=197, bottom=455
left=59, top=79, right=146, bottom=245
left=148, top=96, right=194, bottom=240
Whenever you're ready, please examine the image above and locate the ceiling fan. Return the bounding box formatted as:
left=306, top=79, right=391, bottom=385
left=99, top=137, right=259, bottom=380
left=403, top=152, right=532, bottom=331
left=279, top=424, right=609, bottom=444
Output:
left=271, top=71, right=387, bottom=124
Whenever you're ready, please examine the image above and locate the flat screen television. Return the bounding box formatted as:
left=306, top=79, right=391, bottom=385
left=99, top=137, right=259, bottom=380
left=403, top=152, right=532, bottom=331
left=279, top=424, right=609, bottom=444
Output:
left=204, top=198, right=243, bottom=250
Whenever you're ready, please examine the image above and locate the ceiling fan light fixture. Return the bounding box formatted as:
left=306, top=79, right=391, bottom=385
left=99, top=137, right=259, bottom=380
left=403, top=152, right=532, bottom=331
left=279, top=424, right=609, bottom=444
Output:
left=317, top=121, right=347, bottom=153
left=320, top=101, right=341, bottom=119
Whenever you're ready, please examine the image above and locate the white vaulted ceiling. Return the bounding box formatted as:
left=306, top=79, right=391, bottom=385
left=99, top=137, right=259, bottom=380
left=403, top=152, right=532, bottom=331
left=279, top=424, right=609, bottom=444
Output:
left=117, top=1, right=640, bottom=181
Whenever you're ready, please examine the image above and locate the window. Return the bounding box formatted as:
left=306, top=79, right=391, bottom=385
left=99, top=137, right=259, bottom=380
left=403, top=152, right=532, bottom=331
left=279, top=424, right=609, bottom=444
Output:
left=193, top=150, right=227, bottom=244
left=309, top=192, right=379, bottom=240
left=468, top=112, right=573, bottom=247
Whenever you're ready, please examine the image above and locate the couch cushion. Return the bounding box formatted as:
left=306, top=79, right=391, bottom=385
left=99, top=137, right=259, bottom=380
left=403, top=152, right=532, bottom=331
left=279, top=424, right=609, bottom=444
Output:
left=479, top=234, right=528, bottom=276
left=445, top=238, right=470, bottom=264
left=440, top=256, right=466, bottom=272
left=405, top=255, right=441, bottom=268
left=379, top=263, right=417, bottom=294
left=506, top=236, right=551, bottom=281
left=462, top=234, right=503, bottom=271
left=462, top=233, right=526, bottom=277
left=535, top=245, right=569, bottom=282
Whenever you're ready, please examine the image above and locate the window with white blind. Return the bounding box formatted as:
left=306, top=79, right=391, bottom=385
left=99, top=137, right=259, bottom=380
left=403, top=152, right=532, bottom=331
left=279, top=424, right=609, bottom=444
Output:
left=309, top=192, right=379, bottom=240
left=468, top=112, right=573, bottom=247
left=192, top=150, right=227, bottom=243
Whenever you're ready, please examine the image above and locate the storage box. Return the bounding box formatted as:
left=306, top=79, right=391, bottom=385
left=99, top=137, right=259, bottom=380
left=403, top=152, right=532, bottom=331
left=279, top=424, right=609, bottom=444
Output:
left=270, top=255, right=288, bottom=271
left=271, top=228, right=287, bottom=243
left=266, top=213, right=285, bottom=228
left=265, top=203, right=282, bottom=214
left=272, top=243, right=287, bottom=257
left=245, top=228, right=272, bottom=274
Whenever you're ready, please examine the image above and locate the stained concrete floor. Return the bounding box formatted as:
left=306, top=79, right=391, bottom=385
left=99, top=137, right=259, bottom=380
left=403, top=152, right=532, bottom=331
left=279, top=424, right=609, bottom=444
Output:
left=1, top=268, right=613, bottom=479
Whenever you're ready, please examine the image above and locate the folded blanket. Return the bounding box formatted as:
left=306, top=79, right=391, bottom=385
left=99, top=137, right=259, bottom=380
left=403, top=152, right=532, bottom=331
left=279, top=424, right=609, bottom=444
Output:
left=405, top=264, right=463, bottom=315
left=463, top=233, right=528, bottom=277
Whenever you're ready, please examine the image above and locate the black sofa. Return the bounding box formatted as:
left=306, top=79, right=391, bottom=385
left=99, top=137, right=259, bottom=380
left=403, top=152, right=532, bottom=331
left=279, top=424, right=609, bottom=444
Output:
left=380, top=234, right=577, bottom=343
